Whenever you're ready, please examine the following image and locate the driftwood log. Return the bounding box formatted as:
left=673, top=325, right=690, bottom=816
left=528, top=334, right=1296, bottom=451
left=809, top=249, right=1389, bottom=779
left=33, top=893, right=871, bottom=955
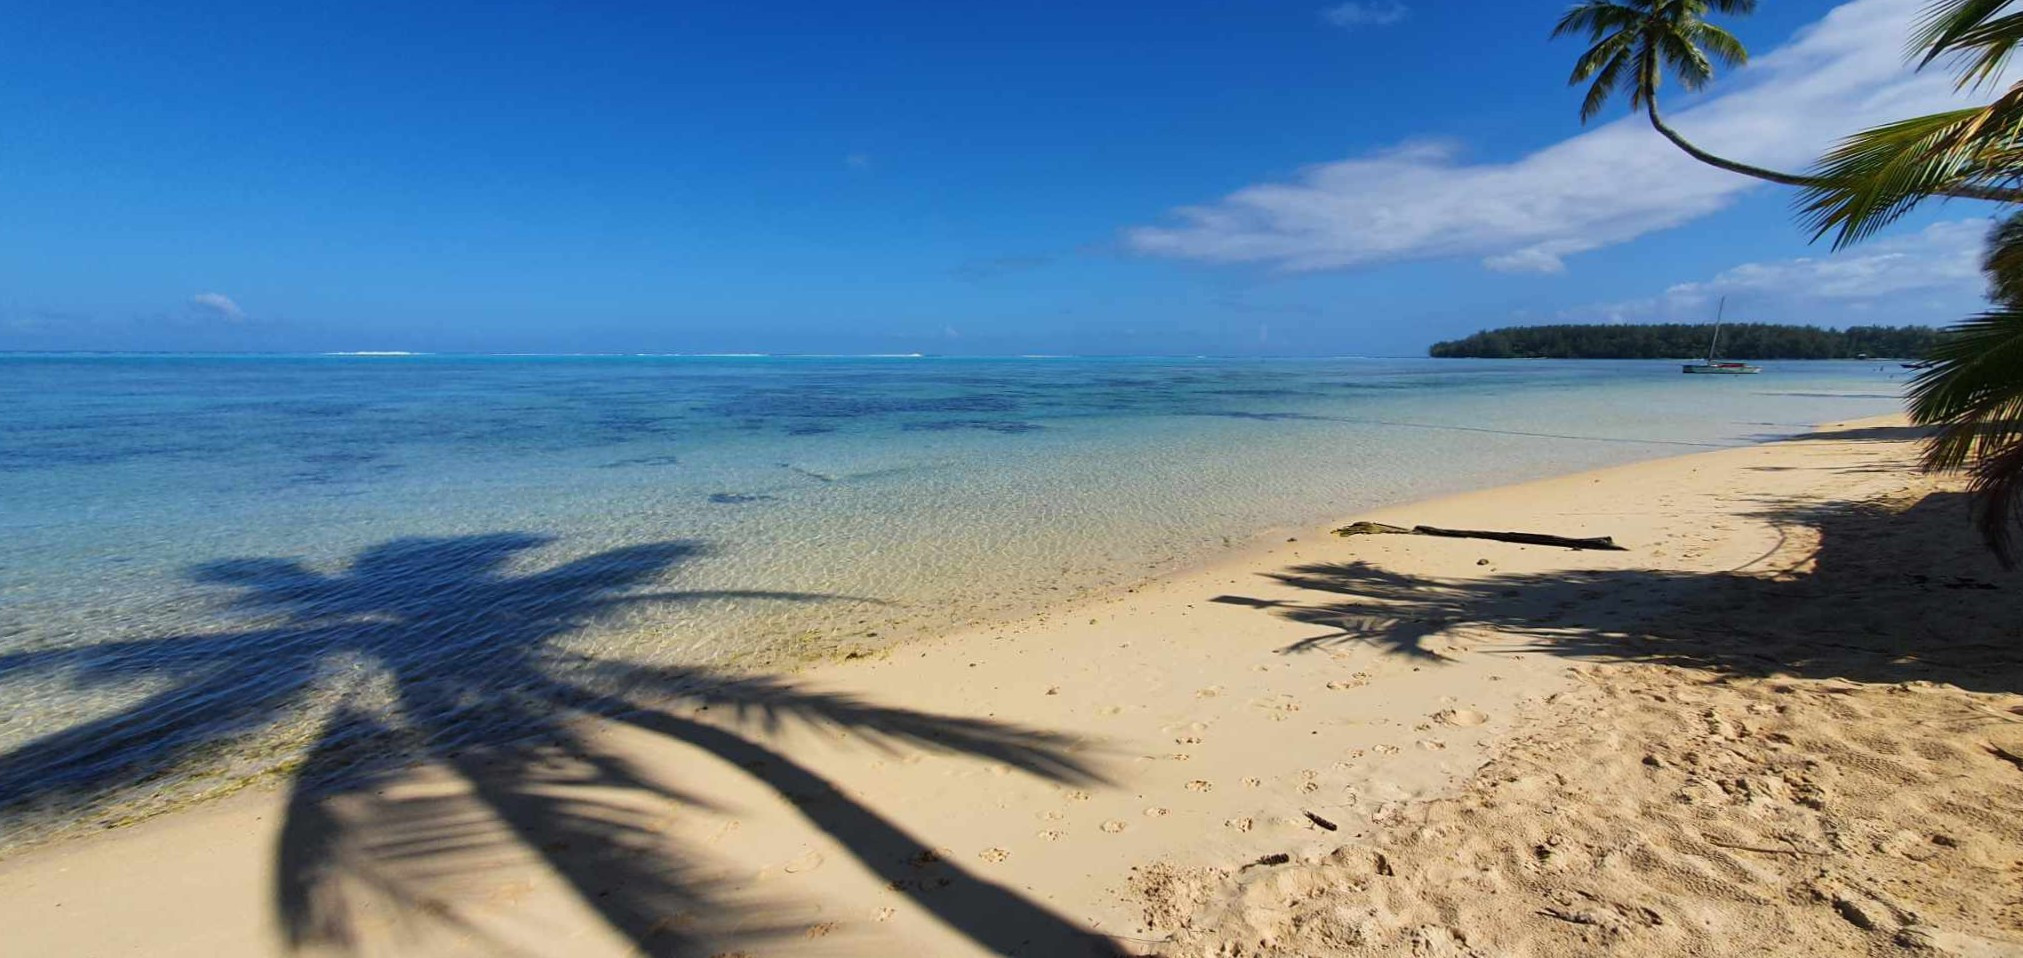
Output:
left=1333, top=521, right=1626, bottom=552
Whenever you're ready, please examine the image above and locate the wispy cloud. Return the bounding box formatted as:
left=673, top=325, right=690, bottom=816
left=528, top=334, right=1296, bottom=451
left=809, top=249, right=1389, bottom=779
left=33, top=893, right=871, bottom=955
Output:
left=189, top=292, right=246, bottom=321
left=844, top=152, right=872, bottom=171
left=1130, top=0, right=2005, bottom=274
left=1321, top=2, right=1408, bottom=28
left=1563, top=218, right=1992, bottom=324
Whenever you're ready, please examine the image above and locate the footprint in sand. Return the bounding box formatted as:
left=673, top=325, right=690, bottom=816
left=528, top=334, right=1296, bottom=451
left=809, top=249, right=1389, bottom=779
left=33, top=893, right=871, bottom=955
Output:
left=1186, top=780, right=1214, bottom=792
left=1433, top=708, right=1489, bottom=727
left=783, top=850, right=825, bottom=874
left=874, top=907, right=896, bottom=922
left=979, top=847, right=1009, bottom=863
left=1174, top=735, right=1202, bottom=745
left=1224, top=817, right=1254, bottom=832
left=1038, top=830, right=1065, bottom=841
left=1037, top=810, right=1065, bottom=821
left=1243, top=777, right=1263, bottom=787
left=1101, top=820, right=1128, bottom=833
left=805, top=922, right=837, bottom=939
left=1418, top=739, right=1447, bottom=750
left=1196, top=687, right=1222, bottom=699
left=1299, top=781, right=1321, bottom=794
left=1375, top=744, right=1401, bottom=756
left=1145, top=807, right=1169, bottom=818
left=1063, top=789, right=1090, bottom=802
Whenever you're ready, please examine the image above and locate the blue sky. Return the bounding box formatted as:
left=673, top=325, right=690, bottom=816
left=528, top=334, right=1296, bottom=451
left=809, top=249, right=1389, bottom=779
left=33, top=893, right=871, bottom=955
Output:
left=0, top=0, right=2003, bottom=355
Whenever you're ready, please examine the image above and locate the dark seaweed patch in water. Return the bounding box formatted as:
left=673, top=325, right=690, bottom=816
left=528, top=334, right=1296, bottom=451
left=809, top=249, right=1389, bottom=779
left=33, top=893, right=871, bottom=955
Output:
left=267, top=401, right=370, bottom=419
left=301, top=452, right=382, bottom=466
left=902, top=420, right=1043, bottom=434
left=592, top=414, right=687, bottom=439
left=707, top=492, right=777, bottom=504
left=700, top=390, right=1022, bottom=421
left=599, top=455, right=681, bottom=469
left=1200, top=411, right=1334, bottom=422
left=288, top=451, right=397, bottom=487
left=1205, top=388, right=1316, bottom=398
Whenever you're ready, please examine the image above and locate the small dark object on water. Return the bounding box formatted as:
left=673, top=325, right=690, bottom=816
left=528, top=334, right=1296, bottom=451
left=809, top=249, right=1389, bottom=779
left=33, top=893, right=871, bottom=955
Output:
left=1303, top=810, right=1338, bottom=831
left=1335, top=521, right=1625, bottom=552
left=708, top=492, right=777, bottom=504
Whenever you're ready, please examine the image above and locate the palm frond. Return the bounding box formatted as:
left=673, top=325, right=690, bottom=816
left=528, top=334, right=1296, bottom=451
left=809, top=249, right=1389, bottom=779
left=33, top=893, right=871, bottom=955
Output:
left=1691, top=21, right=1751, bottom=69
left=1552, top=1, right=1643, bottom=41
left=1660, top=30, right=1716, bottom=90
left=1581, top=49, right=1633, bottom=122
left=1632, top=47, right=1661, bottom=111
left=1908, top=304, right=2023, bottom=475
left=1570, top=32, right=1633, bottom=82
left=1798, top=92, right=2023, bottom=248
left=1985, top=211, right=2023, bottom=304
left=1913, top=0, right=2023, bottom=89
left=1967, top=435, right=2023, bottom=565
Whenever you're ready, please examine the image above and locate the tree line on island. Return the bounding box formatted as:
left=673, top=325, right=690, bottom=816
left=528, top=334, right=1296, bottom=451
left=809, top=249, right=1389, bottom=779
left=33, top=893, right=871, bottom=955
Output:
left=1427, top=323, right=1944, bottom=360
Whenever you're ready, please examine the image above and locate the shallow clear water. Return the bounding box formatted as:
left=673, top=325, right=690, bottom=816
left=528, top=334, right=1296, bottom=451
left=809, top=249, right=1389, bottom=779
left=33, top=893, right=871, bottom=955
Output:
left=0, top=354, right=1908, bottom=845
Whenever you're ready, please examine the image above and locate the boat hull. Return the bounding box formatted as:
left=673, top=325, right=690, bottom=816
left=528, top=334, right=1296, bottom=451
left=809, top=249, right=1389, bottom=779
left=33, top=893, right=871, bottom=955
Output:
left=1682, top=363, right=1761, bottom=374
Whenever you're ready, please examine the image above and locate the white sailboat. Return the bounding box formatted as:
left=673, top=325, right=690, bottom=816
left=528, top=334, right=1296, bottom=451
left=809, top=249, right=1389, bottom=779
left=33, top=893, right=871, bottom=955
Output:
left=1681, top=297, right=1762, bottom=374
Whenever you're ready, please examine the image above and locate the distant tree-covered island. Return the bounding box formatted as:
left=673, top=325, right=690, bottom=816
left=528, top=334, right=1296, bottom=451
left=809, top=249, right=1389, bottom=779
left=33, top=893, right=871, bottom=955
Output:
left=1427, top=323, right=1945, bottom=360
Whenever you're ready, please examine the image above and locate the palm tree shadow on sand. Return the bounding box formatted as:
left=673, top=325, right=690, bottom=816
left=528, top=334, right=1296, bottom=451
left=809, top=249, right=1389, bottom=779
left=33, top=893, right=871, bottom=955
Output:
left=1213, top=490, right=2023, bottom=695
left=0, top=534, right=1119, bottom=956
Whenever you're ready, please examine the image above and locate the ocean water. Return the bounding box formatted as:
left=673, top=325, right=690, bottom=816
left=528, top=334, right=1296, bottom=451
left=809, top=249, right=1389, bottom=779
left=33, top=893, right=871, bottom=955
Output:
left=0, top=354, right=1908, bottom=846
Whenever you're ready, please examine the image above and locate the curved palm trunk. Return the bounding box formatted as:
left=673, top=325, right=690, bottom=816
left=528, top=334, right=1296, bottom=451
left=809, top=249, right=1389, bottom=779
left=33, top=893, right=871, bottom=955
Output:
left=1645, top=97, right=2023, bottom=203
left=1645, top=98, right=1815, bottom=186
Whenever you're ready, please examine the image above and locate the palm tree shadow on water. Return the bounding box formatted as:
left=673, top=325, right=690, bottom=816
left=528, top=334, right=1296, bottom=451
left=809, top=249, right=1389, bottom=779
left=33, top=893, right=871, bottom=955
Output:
left=0, top=533, right=1120, bottom=956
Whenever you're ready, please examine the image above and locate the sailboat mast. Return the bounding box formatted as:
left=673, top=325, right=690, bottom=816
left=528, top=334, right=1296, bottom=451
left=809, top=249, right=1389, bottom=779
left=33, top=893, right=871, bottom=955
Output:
left=1708, top=296, right=1726, bottom=362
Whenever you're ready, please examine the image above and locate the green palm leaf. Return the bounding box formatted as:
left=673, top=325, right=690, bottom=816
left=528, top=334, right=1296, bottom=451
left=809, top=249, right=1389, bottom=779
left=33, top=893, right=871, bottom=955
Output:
left=1905, top=213, right=2023, bottom=563
left=1914, top=0, right=2023, bottom=89
left=1798, top=95, right=2023, bottom=248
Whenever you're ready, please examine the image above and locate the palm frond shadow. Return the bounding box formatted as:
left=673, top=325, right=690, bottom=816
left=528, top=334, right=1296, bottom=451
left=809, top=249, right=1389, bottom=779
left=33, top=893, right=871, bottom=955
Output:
left=0, top=533, right=1119, bottom=956
left=1215, top=491, right=2023, bottom=694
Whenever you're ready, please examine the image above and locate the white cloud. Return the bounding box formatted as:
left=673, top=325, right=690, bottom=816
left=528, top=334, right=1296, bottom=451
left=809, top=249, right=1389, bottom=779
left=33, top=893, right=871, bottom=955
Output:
left=845, top=152, right=872, bottom=171
left=189, top=292, right=245, bottom=320
left=1129, top=0, right=2009, bottom=274
left=1563, top=218, right=1993, bottom=324
left=1322, top=1, right=1407, bottom=28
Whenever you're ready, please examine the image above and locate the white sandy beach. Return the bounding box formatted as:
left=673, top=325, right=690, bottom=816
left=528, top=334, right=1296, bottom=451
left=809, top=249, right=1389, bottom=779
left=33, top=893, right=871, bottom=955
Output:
left=1, top=414, right=2018, bottom=957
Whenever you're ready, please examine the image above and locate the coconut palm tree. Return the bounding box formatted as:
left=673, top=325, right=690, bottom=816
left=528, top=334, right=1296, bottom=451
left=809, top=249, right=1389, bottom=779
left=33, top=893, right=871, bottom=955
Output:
left=1554, top=0, right=1817, bottom=185
left=1555, top=0, right=2023, bottom=203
